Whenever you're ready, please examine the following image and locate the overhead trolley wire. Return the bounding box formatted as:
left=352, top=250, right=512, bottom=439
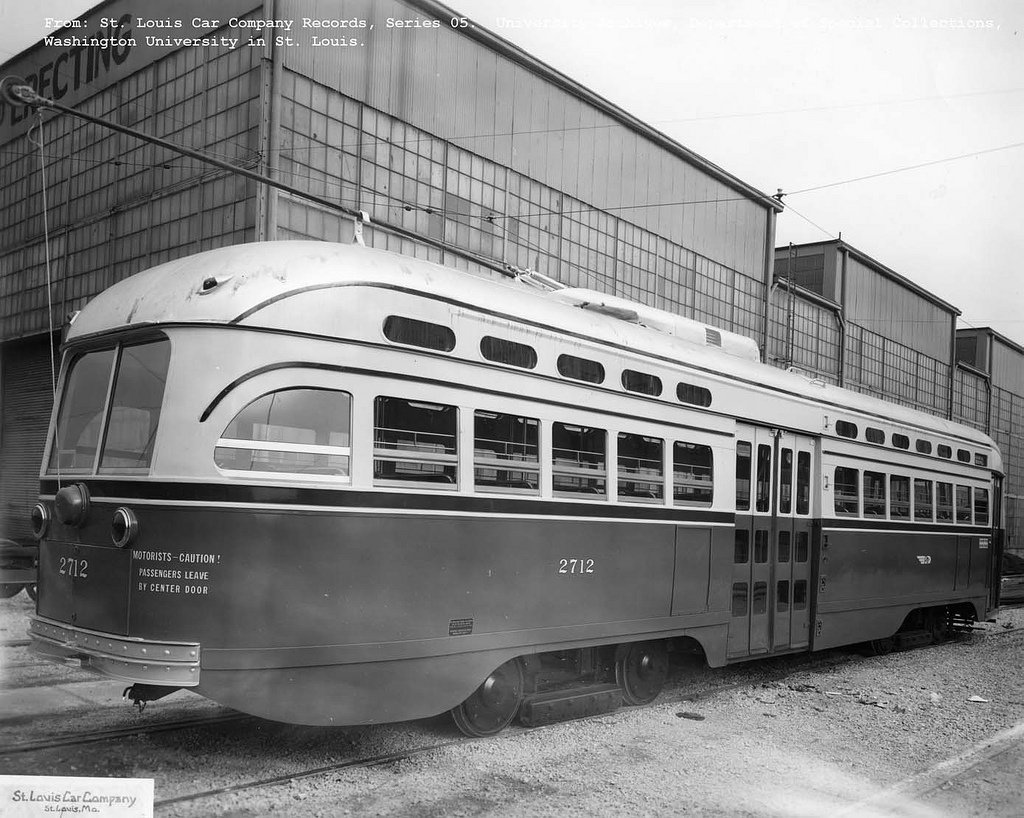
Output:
left=785, top=140, right=1024, bottom=196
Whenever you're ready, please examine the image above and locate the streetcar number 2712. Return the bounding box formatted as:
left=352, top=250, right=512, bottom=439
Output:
left=59, top=557, right=89, bottom=578
left=558, top=558, right=595, bottom=574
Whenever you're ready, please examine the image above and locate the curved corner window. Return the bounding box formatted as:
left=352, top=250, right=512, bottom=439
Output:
left=956, top=449, right=971, bottom=464
left=557, top=354, right=605, bottom=384
left=621, top=369, right=662, bottom=397
left=383, top=315, right=455, bottom=352
left=215, top=388, right=352, bottom=477
left=480, top=336, right=537, bottom=369
left=975, top=453, right=988, bottom=467
left=835, top=421, right=858, bottom=439
left=49, top=338, right=171, bottom=474
left=916, top=439, right=933, bottom=455
left=892, top=434, right=910, bottom=450
left=677, top=382, right=712, bottom=407
left=938, top=445, right=952, bottom=460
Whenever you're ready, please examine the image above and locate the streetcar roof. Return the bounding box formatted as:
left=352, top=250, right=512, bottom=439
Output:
left=65, top=240, right=1000, bottom=462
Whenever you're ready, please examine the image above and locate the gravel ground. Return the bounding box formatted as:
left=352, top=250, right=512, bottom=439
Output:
left=3, top=592, right=1023, bottom=817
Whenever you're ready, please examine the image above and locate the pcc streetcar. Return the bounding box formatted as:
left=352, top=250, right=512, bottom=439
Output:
left=28, top=240, right=1003, bottom=735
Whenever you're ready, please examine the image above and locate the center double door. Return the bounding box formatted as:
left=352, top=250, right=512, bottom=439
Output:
left=728, top=425, right=816, bottom=659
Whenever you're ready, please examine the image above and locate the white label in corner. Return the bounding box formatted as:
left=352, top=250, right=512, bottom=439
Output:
left=0, top=775, right=154, bottom=818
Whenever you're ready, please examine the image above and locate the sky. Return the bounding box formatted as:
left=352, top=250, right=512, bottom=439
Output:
left=2, top=0, right=1022, bottom=344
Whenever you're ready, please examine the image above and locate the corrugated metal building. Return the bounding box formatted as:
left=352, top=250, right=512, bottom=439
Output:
left=771, top=240, right=959, bottom=417
left=955, top=329, right=1024, bottom=552
left=772, top=242, right=1022, bottom=553
left=0, top=0, right=782, bottom=543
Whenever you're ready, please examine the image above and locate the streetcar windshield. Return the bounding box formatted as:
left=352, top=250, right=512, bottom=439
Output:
left=47, top=338, right=171, bottom=474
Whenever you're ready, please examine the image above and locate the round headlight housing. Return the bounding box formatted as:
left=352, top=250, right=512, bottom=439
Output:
left=54, top=483, right=90, bottom=527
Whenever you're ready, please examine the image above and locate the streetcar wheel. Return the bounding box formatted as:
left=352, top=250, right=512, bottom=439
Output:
left=616, top=641, right=669, bottom=706
left=26, top=583, right=38, bottom=602
left=450, top=658, right=525, bottom=737
left=0, top=583, right=22, bottom=599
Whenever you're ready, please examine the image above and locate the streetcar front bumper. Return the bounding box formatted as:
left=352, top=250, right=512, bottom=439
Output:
left=28, top=616, right=201, bottom=686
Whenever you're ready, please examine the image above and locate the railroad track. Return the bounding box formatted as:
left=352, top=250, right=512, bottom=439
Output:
left=1, top=638, right=31, bottom=648
left=0, top=712, right=252, bottom=756
left=154, top=737, right=474, bottom=807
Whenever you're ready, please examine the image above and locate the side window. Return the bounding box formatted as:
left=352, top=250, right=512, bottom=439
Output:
left=834, top=467, right=859, bottom=515
left=383, top=316, right=455, bottom=352
left=677, top=382, right=712, bottom=407
left=956, top=486, right=972, bottom=524
left=373, top=397, right=457, bottom=486
left=621, top=370, right=662, bottom=397
left=474, top=411, right=540, bottom=494
left=755, top=444, right=772, bottom=513
left=779, top=448, right=793, bottom=514
left=975, top=488, right=990, bottom=526
left=936, top=482, right=954, bottom=521
left=552, top=423, right=607, bottom=497
left=914, top=479, right=934, bottom=521
left=618, top=433, right=664, bottom=502
left=863, top=471, right=886, bottom=517
left=479, top=337, right=537, bottom=369
left=836, top=421, right=858, bottom=439
left=674, top=442, right=714, bottom=505
left=556, top=354, right=604, bottom=384
left=735, top=442, right=751, bottom=511
left=796, top=451, right=811, bottom=515
left=890, top=476, right=910, bottom=519
left=216, top=388, right=352, bottom=477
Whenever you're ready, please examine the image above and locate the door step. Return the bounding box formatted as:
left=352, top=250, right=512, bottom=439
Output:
left=519, top=683, right=622, bottom=727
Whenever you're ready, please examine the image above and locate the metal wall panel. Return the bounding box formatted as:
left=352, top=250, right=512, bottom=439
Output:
left=993, top=337, right=1024, bottom=396
left=0, top=336, right=55, bottom=544
left=844, top=254, right=953, bottom=358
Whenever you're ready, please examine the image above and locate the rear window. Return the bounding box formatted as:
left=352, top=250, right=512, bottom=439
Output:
left=48, top=339, right=171, bottom=473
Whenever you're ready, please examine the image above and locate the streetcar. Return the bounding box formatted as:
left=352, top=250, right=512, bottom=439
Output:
left=28, top=240, right=1003, bottom=735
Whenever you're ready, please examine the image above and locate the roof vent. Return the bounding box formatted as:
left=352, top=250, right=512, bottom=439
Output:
left=705, top=328, right=722, bottom=347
